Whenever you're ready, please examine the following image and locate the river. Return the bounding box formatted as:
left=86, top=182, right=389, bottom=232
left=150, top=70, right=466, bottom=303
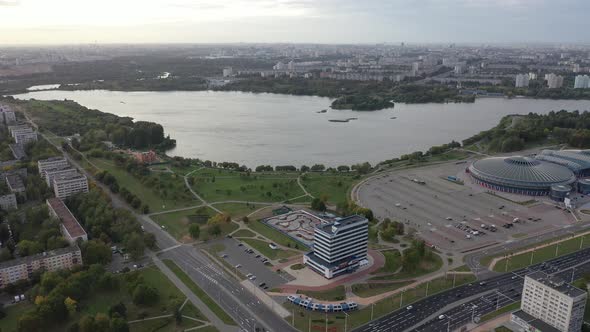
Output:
left=11, top=90, right=590, bottom=167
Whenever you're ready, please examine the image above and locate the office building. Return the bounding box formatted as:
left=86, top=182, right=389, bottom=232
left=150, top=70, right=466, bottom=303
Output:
left=47, top=198, right=87, bottom=244
left=515, top=74, right=530, bottom=88
left=38, top=157, right=69, bottom=179
left=574, top=75, right=590, bottom=89
left=53, top=173, right=89, bottom=199
left=512, top=271, right=586, bottom=332
left=44, top=167, right=78, bottom=189
left=546, top=73, right=564, bottom=89
left=0, top=246, right=82, bottom=288
left=303, top=215, right=369, bottom=279
left=0, top=194, right=17, bottom=210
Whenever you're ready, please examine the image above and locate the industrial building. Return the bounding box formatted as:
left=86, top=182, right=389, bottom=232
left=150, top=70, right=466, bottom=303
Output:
left=0, top=246, right=82, bottom=288
left=46, top=198, right=88, bottom=244
left=512, top=271, right=586, bottom=332
left=303, top=215, right=368, bottom=279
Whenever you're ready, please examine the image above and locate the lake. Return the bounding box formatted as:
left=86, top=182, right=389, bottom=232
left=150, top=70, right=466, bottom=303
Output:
left=11, top=90, right=590, bottom=167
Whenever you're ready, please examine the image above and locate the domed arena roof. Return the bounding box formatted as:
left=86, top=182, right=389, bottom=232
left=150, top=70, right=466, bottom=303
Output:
left=469, top=156, right=576, bottom=190
left=535, top=150, right=590, bottom=174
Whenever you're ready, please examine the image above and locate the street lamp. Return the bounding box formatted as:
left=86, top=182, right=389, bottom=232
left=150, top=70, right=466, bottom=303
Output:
left=344, top=312, right=349, bottom=332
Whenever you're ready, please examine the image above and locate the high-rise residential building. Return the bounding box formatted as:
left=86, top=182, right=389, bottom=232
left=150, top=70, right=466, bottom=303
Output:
left=12, top=129, right=37, bottom=145
left=546, top=73, right=564, bottom=89
left=512, top=271, right=586, bottom=332
left=222, top=67, right=233, bottom=77
left=0, top=193, right=17, bottom=210
left=515, top=74, right=530, bottom=88
left=44, top=167, right=79, bottom=189
left=0, top=246, right=82, bottom=288
left=47, top=198, right=88, bottom=244
left=529, top=72, right=538, bottom=80
left=574, top=75, right=590, bottom=89
left=38, top=157, right=69, bottom=179
left=53, top=173, right=89, bottom=200
left=303, top=215, right=368, bottom=279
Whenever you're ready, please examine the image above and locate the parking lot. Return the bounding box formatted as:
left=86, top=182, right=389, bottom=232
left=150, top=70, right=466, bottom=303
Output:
left=357, top=162, right=575, bottom=253
left=211, top=238, right=290, bottom=289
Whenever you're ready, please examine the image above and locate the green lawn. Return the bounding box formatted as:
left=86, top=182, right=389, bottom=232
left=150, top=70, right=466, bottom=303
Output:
left=492, top=234, right=590, bottom=272
left=352, top=281, right=412, bottom=298
left=151, top=208, right=237, bottom=242
left=297, top=286, right=346, bottom=301
left=89, top=158, right=197, bottom=212
left=189, top=170, right=303, bottom=203
left=247, top=219, right=310, bottom=250
left=212, top=202, right=261, bottom=218
left=481, top=302, right=520, bottom=322
left=374, top=250, right=402, bottom=274
left=162, top=260, right=236, bottom=326
left=241, top=238, right=300, bottom=260
left=0, top=302, right=34, bottom=332
left=129, top=316, right=204, bottom=332
left=451, top=265, right=472, bottom=272
left=371, top=251, right=443, bottom=281
left=232, top=229, right=257, bottom=238
left=300, top=173, right=358, bottom=205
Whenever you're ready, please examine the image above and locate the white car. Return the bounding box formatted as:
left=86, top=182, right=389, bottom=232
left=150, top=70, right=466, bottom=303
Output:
left=438, top=315, right=446, bottom=320
left=249, top=275, right=257, bottom=281
left=406, top=305, right=413, bottom=310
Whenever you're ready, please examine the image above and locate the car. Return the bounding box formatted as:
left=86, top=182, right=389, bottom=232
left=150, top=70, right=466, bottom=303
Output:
left=446, top=217, right=453, bottom=220
left=406, top=305, right=413, bottom=310
left=259, top=282, right=266, bottom=287
left=235, top=264, right=242, bottom=269
left=238, top=243, right=243, bottom=247
left=438, top=315, right=446, bottom=320
left=160, top=225, right=166, bottom=229
left=221, top=254, right=228, bottom=258
left=249, top=275, right=257, bottom=280
left=226, top=234, right=233, bottom=238
left=511, top=276, right=518, bottom=280
left=263, top=286, right=269, bottom=290
left=255, top=254, right=261, bottom=258
left=479, top=281, right=486, bottom=286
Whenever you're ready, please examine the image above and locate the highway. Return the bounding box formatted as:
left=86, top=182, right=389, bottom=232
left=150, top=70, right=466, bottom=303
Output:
left=354, top=246, right=590, bottom=332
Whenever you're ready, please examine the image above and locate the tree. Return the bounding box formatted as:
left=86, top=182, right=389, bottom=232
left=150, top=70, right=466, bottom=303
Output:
left=81, top=240, right=112, bottom=265
left=143, top=232, right=157, bottom=249
left=242, top=216, right=249, bottom=223
left=311, top=198, right=326, bottom=212
left=110, top=316, right=129, bottom=332
left=208, top=224, right=222, bottom=237
left=94, top=313, right=110, bottom=332
left=65, top=297, right=78, bottom=316
left=132, top=284, right=159, bottom=306
left=125, top=233, right=145, bottom=261
left=16, top=240, right=43, bottom=257
left=78, top=315, right=96, bottom=332
left=189, top=224, right=200, bottom=239
left=108, top=302, right=127, bottom=318
left=17, top=310, right=43, bottom=332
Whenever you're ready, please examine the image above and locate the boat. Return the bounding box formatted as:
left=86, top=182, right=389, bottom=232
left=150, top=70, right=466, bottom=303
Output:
left=329, top=119, right=350, bottom=123
left=390, top=116, right=397, bottom=119
left=317, top=109, right=327, bottom=113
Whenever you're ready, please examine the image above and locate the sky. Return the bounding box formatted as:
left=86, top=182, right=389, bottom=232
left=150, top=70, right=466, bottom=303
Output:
left=1, top=0, right=589, bottom=45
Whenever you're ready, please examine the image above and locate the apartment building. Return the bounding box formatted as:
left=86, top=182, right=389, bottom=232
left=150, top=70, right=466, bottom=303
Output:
left=13, top=129, right=37, bottom=145
left=38, top=157, right=69, bottom=179
left=46, top=198, right=87, bottom=244
left=44, top=167, right=78, bottom=189
left=0, top=193, right=17, bottom=210
left=0, top=246, right=82, bottom=288
left=53, top=172, right=89, bottom=199
left=512, top=271, right=587, bottom=332
left=515, top=73, right=530, bottom=88
left=303, top=215, right=369, bottom=279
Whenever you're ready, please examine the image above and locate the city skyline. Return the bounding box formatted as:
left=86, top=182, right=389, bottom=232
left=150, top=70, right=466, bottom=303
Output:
left=1, top=0, right=590, bottom=45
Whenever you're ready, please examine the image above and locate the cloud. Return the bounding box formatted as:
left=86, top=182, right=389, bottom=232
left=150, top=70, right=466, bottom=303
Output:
left=0, top=0, right=19, bottom=6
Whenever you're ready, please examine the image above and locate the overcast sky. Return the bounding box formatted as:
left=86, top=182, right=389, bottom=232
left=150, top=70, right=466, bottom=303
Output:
left=1, top=0, right=589, bottom=45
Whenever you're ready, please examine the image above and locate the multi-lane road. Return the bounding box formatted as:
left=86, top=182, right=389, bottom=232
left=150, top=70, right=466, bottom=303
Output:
left=354, top=246, right=590, bottom=332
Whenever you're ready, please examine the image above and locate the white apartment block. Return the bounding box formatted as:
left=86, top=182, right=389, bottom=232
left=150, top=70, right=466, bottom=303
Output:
left=1, top=111, right=16, bottom=125
left=53, top=173, right=89, bottom=200
left=38, top=157, right=69, bottom=179
left=0, top=193, right=17, bottom=210
left=574, top=75, right=590, bottom=89
left=515, top=73, right=530, bottom=88
left=546, top=73, right=564, bottom=89
left=304, top=215, right=368, bottom=279
left=512, top=271, right=586, bottom=332
left=0, top=246, right=82, bottom=288
left=44, top=167, right=78, bottom=188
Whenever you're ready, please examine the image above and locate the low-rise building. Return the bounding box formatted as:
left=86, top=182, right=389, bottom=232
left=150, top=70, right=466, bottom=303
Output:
left=38, top=157, right=69, bottom=178
left=303, top=215, right=369, bottom=279
left=46, top=198, right=87, bottom=244
left=8, top=144, right=26, bottom=160
left=0, top=193, right=17, bottom=210
left=12, top=129, right=37, bottom=145
left=5, top=173, right=25, bottom=193
left=132, top=150, right=158, bottom=164
left=512, top=271, right=586, bottom=332
left=0, top=246, right=82, bottom=288
left=53, top=172, right=89, bottom=199
left=7, top=124, right=30, bottom=136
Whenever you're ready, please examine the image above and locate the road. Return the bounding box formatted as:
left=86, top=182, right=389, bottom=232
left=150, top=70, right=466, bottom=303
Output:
left=353, top=246, right=590, bottom=332
left=27, top=119, right=296, bottom=332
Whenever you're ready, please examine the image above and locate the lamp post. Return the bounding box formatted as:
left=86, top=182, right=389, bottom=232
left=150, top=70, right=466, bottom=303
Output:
left=344, top=312, right=349, bottom=332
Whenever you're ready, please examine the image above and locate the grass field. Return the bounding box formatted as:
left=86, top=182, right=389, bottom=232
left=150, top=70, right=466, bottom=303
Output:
left=89, top=158, right=197, bottom=212
left=189, top=169, right=303, bottom=203
left=371, top=251, right=443, bottom=281
left=163, top=260, right=236, bottom=326
left=481, top=302, right=520, bottom=322
left=0, top=302, right=34, bottom=332
left=300, top=173, right=358, bottom=205
left=129, top=316, right=205, bottom=332
left=247, top=219, right=310, bottom=250
left=297, top=286, right=346, bottom=301
left=211, top=202, right=260, bottom=218
left=374, top=250, right=402, bottom=274
left=492, top=234, right=590, bottom=272
left=352, top=281, right=412, bottom=298
left=232, top=229, right=257, bottom=238
left=241, top=238, right=300, bottom=260
left=151, top=208, right=237, bottom=242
